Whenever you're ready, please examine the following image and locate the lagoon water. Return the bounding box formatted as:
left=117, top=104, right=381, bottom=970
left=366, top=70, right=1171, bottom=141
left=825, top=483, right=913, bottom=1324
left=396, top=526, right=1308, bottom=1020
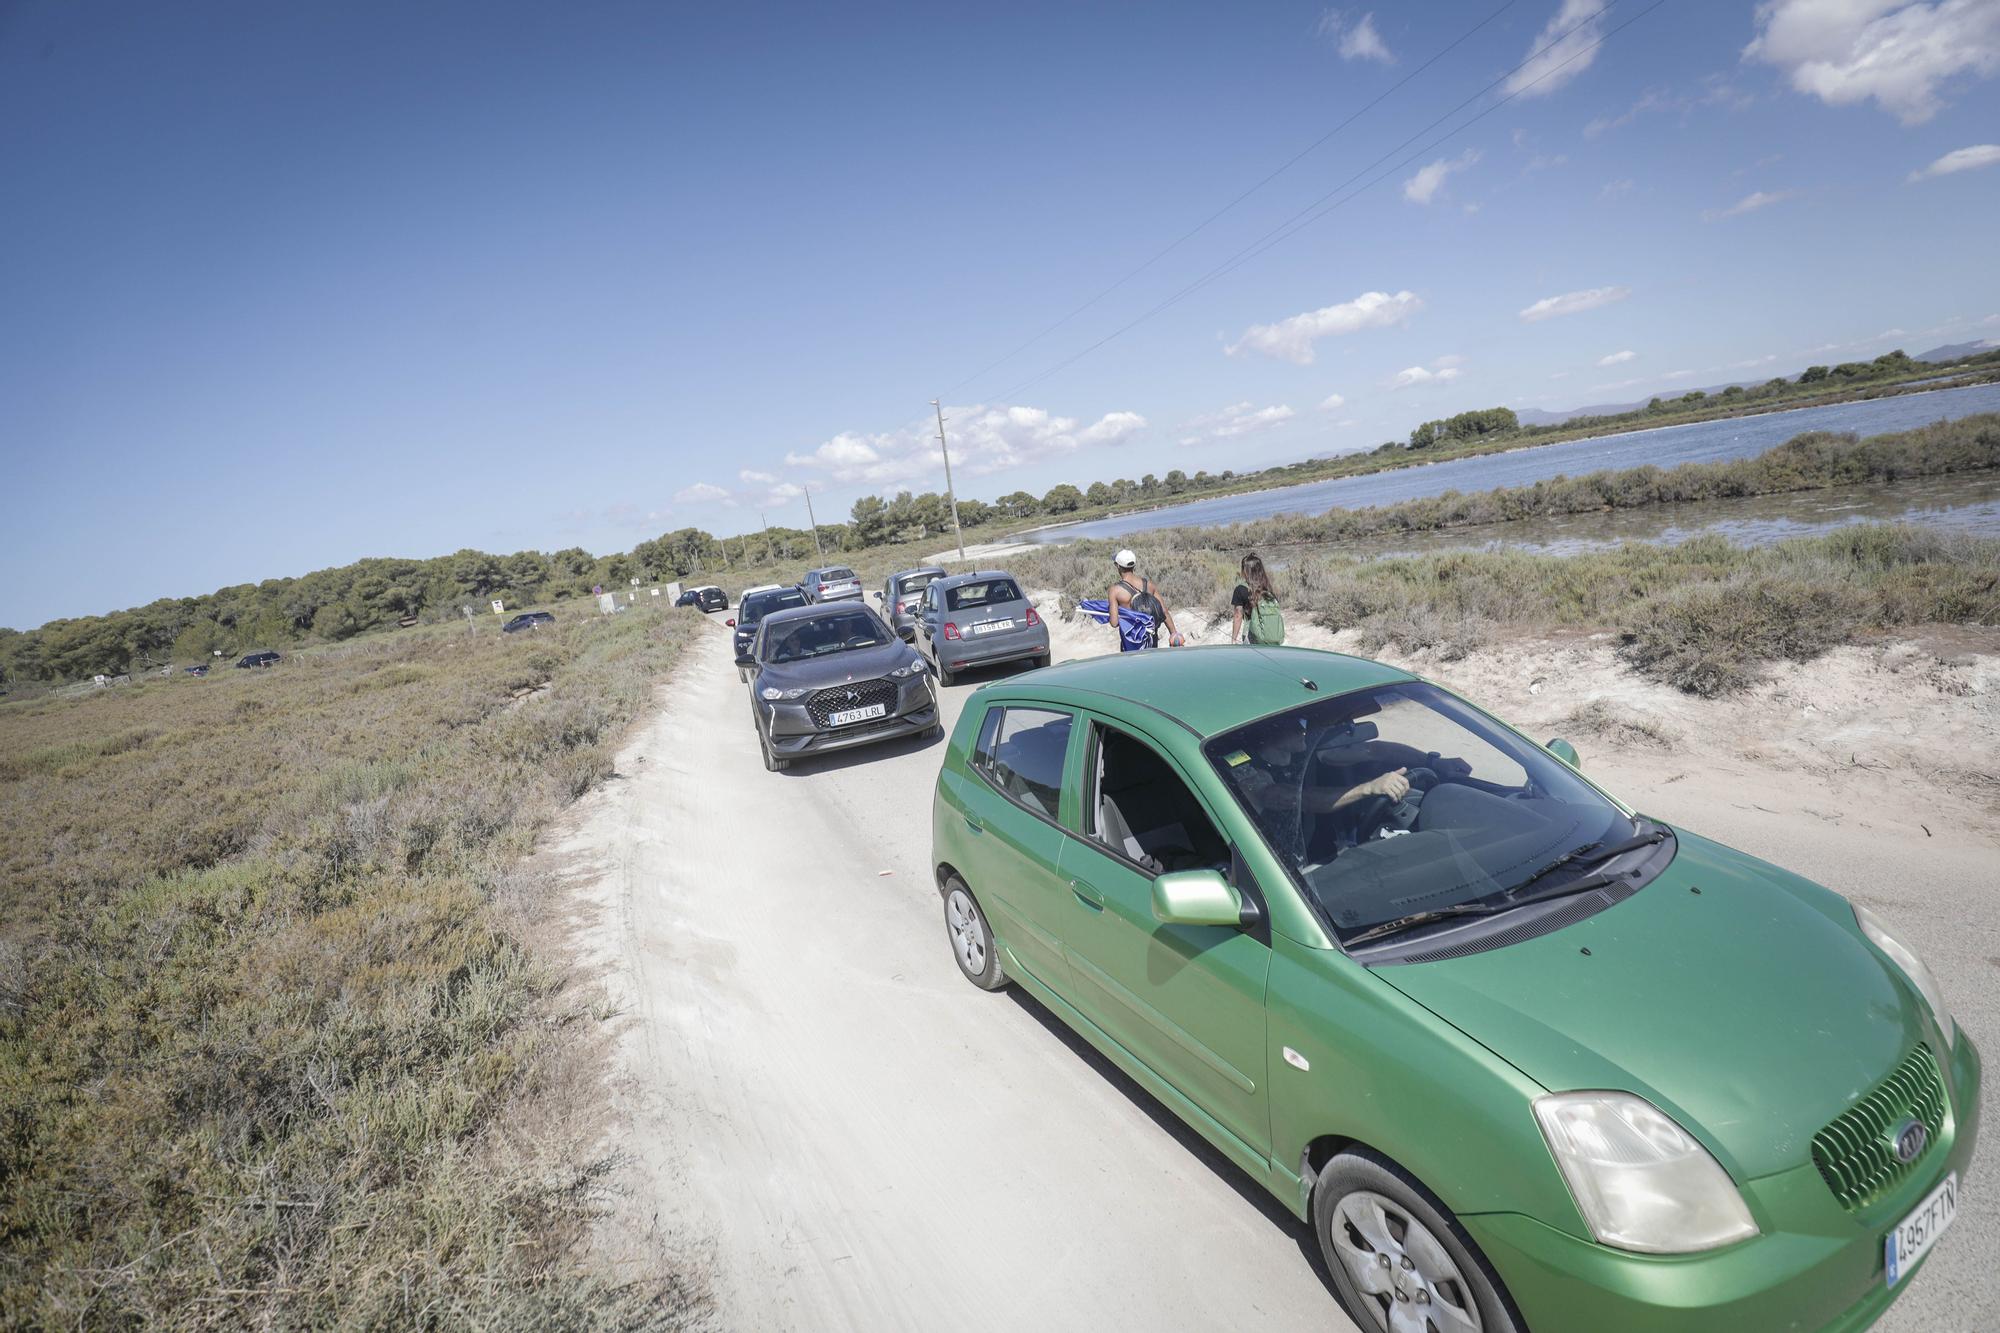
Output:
left=1034, top=381, right=2000, bottom=544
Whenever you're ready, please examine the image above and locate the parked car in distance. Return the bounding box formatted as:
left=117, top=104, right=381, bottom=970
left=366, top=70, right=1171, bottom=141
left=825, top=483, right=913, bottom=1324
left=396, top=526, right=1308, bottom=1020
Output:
left=876, top=566, right=947, bottom=641
left=234, top=651, right=281, bottom=669
left=746, top=602, right=938, bottom=771
left=799, top=566, right=863, bottom=604
left=931, top=646, right=1976, bottom=1333
left=676, top=585, right=727, bottom=612
left=730, top=585, right=809, bottom=677
left=184, top=664, right=209, bottom=677
left=502, top=611, right=556, bottom=633
left=913, top=570, right=1049, bottom=685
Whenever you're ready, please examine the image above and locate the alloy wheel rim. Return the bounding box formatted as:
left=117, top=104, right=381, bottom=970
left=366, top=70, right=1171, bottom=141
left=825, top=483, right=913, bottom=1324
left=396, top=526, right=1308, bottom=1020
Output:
left=946, top=889, right=986, bottom=974
left=1330, top=1189, right=1483, bottom=1333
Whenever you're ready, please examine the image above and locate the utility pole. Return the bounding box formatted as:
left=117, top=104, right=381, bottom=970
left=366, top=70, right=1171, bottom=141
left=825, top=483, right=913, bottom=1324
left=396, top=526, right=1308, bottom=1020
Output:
left=803, top=484, right=825, bottom=557
left=932, top=398, right=966, bottom=562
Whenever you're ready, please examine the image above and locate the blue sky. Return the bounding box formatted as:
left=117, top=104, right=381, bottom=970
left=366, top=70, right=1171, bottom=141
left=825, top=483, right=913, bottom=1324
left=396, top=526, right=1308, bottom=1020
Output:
left=5, top=0, right=1998, bottom=628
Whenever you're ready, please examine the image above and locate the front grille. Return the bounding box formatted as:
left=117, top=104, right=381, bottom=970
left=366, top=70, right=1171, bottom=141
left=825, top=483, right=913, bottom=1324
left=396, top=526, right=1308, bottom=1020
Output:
left=806, top=678, right=898, bottom=728
left=1811, top=1045, right=1948, bottom=1211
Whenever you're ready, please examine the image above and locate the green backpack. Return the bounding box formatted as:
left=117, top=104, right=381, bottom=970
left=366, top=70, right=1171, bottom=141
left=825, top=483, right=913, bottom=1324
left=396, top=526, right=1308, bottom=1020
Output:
left=1246, top=595, right=1285, bottom=645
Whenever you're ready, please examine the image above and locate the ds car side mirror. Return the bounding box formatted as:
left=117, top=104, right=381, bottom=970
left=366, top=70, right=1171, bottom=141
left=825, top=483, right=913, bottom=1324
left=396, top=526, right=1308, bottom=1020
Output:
left=1546, top=737, right=1581, bottom=769
left=1151, top=869, right=1252, bottom=929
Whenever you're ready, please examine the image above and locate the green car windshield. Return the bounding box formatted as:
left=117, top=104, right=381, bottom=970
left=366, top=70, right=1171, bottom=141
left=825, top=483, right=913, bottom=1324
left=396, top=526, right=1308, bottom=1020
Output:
left=1205, top=681, right=1633, bottom=939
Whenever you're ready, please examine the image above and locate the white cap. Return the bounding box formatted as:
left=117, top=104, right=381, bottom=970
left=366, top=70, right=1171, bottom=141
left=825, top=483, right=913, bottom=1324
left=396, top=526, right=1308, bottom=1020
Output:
left=1114, top=548, right=1137, bottom=569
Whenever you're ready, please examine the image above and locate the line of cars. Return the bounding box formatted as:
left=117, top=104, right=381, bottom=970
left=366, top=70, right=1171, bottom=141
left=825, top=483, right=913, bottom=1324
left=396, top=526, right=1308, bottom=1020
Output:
left=726, top=565, right=1051, bottom=771
left=706, top=558, right=1976, bottom=1328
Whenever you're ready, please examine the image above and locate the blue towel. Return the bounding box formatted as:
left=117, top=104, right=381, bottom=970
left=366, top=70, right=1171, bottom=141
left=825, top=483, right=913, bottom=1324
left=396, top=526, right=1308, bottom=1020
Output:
left=1078, top=597, right=1157, bottom=652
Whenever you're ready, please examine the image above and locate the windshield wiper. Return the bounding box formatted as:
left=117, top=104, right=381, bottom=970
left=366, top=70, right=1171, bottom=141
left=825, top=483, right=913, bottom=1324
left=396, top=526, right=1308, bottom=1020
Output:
left=1505, top=826, right=1666, bottom=898
left=1344, top=871, right=1623, bottom=948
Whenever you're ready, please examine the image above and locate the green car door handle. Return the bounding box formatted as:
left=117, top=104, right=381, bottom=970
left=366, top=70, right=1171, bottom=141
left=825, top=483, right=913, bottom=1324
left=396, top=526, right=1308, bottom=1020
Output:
left=1070, top=879, right=1105, bottom=911
left=963, top=813, right=984, bottom=834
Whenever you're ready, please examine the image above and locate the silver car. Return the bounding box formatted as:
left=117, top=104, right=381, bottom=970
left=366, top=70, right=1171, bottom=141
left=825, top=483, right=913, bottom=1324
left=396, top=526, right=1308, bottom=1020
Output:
left=913, top=570, right=1050, bottom=686
left=799, top=565, right=863, bottom=604
left=876, top=566, right=946, bottom=641
left=747, top=602, right=939, bottom=771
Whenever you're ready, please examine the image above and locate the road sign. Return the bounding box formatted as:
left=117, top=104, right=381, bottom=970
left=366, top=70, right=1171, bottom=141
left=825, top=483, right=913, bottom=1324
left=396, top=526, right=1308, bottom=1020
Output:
left=491, top=599, right=505, bottom=615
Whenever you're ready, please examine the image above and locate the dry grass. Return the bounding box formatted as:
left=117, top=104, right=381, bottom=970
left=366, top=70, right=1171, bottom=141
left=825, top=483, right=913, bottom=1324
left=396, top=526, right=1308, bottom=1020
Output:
left=0, top=608, right=706, bottom=1328
left=1007, top=525, right=2000, bottom=695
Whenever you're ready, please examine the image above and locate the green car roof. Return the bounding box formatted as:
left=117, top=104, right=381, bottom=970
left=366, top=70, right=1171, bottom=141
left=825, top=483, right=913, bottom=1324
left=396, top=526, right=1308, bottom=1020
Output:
left=1018, top=645, right=1414, bottom=738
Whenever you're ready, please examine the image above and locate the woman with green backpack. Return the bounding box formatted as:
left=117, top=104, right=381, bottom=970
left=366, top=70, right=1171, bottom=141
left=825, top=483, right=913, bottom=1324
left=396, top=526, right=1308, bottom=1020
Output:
left=1230, top=552, right=1285, bottom=645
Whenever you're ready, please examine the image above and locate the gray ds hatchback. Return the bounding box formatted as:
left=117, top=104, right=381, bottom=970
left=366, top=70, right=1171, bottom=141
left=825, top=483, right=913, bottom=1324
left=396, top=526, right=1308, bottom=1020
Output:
left=914, top=571, right=1050, bottom=685
left=748, top=602, right=939, bottom=771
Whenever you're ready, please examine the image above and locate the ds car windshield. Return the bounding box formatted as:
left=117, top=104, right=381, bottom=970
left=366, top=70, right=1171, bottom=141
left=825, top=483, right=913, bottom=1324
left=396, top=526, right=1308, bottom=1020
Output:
left=762, top=608, right=890, bottom=662
left=741, top=589, right=806, bottom=625
left=1205, top=682, right=1635, bottom=942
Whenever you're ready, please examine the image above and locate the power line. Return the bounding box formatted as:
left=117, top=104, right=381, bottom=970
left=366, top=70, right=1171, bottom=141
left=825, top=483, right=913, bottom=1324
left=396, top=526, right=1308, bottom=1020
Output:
left=940, top=1, right=1523, bottom=400
left=992, top=0, right=1664, bottom=404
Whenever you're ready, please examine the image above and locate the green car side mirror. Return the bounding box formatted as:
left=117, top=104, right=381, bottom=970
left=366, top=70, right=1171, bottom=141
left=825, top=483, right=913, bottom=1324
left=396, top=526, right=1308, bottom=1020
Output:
left=1546, top=737, right=1581, bottom=769
left=1151, top=869, right=1250, bottom=929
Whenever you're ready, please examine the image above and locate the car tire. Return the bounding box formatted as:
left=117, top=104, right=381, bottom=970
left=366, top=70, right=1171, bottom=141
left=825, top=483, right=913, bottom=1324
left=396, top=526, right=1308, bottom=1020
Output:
left=1313, top=1149, right=1522, bottom=1333
left=760, top=730, right=789, bottom=773
left=942, top=878, right=1007, bottom=990
left=935, top=657, right=955, bottom=687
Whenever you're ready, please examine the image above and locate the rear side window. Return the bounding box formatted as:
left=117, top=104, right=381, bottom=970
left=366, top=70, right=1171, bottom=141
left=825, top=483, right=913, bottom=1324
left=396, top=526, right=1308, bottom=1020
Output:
left=947, top=578, right=1023, bottom=612
left=972, top=706, right=1072, bottom=818
left=822, top=568, right=856, bottom=582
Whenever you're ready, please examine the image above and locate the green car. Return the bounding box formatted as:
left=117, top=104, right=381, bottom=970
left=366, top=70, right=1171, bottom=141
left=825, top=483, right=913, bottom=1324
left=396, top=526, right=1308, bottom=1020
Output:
left=930, top=647, right=1977, bottom=1332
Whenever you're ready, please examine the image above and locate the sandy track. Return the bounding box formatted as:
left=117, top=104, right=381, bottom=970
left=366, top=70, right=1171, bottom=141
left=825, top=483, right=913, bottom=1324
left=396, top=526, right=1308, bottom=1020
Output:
left=557, top=608, right=1994, bottom=1331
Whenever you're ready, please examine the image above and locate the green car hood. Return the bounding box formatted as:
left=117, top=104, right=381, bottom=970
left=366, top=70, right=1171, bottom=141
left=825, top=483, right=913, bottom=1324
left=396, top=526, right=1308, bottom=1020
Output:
left=1378, top=832, right=1926, bottom=1182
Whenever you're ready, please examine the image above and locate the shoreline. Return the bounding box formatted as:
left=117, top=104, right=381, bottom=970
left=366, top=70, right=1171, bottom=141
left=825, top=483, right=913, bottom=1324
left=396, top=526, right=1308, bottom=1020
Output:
left=1015, top=374, right=2000, bottom=544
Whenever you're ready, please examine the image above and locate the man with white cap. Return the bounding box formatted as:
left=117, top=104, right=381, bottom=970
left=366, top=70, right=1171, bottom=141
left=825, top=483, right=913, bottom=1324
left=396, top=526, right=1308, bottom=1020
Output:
left=1106, top=548, right=1183, bottom=652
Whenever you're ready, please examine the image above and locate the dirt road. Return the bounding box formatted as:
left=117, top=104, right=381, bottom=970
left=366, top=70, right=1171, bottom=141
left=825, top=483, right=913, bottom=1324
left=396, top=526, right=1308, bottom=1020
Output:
left=558, top=610, right=1994, bottom=1331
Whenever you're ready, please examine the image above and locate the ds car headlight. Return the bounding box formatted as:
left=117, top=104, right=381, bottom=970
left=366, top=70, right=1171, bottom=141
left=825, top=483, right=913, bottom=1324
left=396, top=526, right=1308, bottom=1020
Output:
left=890, top=659, right=929, bottom=678
left=1534, top=1092, right=1758, bottom=1253
left=759, top=686, right=809, bottom=701
left=1855, top=905, right=1956, bottom=1049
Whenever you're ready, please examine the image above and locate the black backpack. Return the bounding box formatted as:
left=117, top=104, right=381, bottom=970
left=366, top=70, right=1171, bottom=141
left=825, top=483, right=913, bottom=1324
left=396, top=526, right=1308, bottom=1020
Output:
left=1118, top=577, right=1166, bottom=634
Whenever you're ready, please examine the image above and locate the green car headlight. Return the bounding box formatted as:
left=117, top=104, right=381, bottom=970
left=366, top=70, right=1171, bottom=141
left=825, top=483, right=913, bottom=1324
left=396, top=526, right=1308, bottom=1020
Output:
left=1534, top=1092, right=1758, bottom=1253
left=1855, top=904, right=1955, bottom=1049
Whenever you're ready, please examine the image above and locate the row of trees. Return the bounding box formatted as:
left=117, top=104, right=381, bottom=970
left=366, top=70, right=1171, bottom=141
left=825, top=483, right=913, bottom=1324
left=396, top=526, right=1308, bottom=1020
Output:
left=847, top=468, right=1238, bottom=540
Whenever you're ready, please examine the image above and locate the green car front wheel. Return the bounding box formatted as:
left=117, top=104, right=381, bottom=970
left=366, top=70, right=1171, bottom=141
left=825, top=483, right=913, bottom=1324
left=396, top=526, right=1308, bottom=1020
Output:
left=1315, top=1148, right=1521, bottom=1333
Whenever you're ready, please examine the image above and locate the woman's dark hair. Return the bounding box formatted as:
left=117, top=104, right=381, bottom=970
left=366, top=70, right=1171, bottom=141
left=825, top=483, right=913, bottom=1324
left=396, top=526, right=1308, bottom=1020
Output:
left=1241, top=552, right=1277, bottom=604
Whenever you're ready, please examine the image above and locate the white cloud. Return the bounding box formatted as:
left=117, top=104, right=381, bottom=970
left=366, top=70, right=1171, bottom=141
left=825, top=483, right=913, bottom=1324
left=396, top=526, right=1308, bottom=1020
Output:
left=1225, top=289, right=1422, bottom=364
left=1319, top=392, right=1347, bottom=410
left=1599, top=178, right=1637, bottom=201
left=1908, top=143, right=2000, bottom=181
left=1745, top=0, right=2000, bottom=125
left=1389, top=361, right=1465, bottom=389
left=1983, top=314, right=2000, bottom=326
left=1704, top=189, right=1792, bottom=220
left=1183, top=401, right=1297, bottom=442
left=1597, top=349, right=1637, bottom=366
left=1319, top=9, right=1395, bottom=62
left=1663, top=369, right=1697, bottom=379
left=673, top=482, right=729, bottom=504
left=738, top=468, right=778, bottom=485
left=1342, top=12, right=1395, bottom=62
left=1518, top=285, right=1631, bottom=322
left=1585, top=77, right=1755, bottom=137
left=783, top=403, right=1146, bottom=488
left=1403, top=148, right=1481, bottom=204
left=1504, top=0, right=1609, bottom=99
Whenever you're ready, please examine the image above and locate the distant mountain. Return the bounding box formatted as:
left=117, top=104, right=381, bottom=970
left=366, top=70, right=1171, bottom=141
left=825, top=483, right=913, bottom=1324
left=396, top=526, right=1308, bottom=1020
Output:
left=1516, top=381, right=1761, bottom=427
left=1915, top=340, right=1998, bottom=363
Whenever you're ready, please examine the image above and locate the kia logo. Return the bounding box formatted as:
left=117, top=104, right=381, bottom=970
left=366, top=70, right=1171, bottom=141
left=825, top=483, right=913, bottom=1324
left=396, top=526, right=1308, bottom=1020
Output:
left=1890, top=1119, right=1928, bottom=1164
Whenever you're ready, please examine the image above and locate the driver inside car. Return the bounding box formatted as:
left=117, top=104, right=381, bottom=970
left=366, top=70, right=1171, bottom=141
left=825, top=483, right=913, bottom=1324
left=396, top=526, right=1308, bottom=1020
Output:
left=1228, top=716, right=1471, bottom=852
